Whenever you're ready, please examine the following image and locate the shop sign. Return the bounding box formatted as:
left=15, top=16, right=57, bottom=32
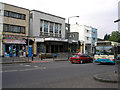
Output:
left=3, top=39, right=26, bottom=44
left=3, top=35, right=27, bottom=40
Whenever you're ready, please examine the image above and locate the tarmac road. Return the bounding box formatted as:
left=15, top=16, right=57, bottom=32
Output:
left=2, top=61, right=118, bottom=88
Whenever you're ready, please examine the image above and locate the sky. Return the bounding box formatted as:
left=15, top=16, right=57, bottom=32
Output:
left=0, top=0, right=119, bottom=39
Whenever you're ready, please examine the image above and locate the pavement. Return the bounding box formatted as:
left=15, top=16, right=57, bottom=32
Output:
left=0, top=53, right=69, bottom=64
left=93, top=71, right=119, bottom=83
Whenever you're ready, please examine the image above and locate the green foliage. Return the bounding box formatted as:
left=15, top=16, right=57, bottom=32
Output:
left=109, top=31, right=120, bottom=42
left=104, top=34, right=110, bottom=41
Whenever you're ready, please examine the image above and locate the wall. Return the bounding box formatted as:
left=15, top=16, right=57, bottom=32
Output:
left=0, top=2, right=4, bottom=56
left=30, top=10, right=65, bottom=38
left=4, top=4, right=29, bottom=37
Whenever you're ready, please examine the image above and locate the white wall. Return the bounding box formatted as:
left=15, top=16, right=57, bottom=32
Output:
left=30, top=10, right=65, bottom=38
left=70, top=24, right=92, bottom=44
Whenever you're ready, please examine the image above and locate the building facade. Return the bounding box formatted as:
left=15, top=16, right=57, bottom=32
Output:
left=70, top=24, right=97, bottom=54
left=30, top=10, right=67, bottom=55
left=91, top=28, right=97, bottom=53
left=1, top=2, right=29, bottom=57
left=0, top=3, right=4, bottom=56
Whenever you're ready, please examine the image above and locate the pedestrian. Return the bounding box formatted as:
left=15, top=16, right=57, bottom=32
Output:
left=32, top=53, right=33, bottom=61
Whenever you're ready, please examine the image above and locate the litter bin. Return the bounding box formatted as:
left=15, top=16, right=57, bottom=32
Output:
left=53, top=54, right=57, bottom=58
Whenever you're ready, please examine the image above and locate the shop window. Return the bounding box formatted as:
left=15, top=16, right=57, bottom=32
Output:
left=5, top=45, right=11, bottom=56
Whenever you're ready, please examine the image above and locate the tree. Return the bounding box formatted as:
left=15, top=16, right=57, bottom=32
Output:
left=104, top=34, right=110, bottom=41
left=109, top=31, right=120, bottom=42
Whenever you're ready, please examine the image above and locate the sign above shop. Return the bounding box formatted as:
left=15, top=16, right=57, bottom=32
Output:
left=3, top=35, right=27, bottom=40
left=3, top=39, right=26, bottom=44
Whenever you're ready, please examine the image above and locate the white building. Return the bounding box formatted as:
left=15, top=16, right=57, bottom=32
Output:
left=0, top=3, right=4, bottom=56
left=30, top=10, right=67, bottom=55
left=70, top=24, right=97, bottom=54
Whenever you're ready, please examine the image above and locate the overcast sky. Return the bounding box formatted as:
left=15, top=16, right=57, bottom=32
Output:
left=0, top=0, right=119, bottom=39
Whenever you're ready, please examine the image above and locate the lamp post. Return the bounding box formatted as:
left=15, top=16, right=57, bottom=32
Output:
left=68, top=16, right=79, bottom=60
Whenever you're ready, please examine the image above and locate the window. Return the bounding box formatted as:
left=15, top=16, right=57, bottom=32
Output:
left=4, top=10, right=26, bottom=20
left=21, top=14, right=26, bottom=20
left=4, top=11, right=9, bottom=16
left=55, top=24, right=58, bottom=33
left=40, top=20, right=43, bottom=32
left=86, top=30, right=89, bottom=33
left=93, top=38, right=95, bottom=41
left=86, top=37, right=89, bottom=40
left=3, top=24, right=9, bottom=32
left=3, top=24, right=25, bottom=34
left=21, top=27, right=25, bottom=33
left=49, top=22, right=53, bottom=33
left=44, top=21, right=48, bottom=32
left=59, top=24, right=61, bottom=34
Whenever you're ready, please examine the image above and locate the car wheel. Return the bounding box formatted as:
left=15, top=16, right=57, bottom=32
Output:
left=80, top=60, right=83, bottom=64
left=71, top=62, right=74, bottom=64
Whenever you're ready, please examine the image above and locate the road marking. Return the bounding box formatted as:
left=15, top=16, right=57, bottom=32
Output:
left=24, top=65, right=31, bottom=67
left=1, top=67, right=47, bottom=73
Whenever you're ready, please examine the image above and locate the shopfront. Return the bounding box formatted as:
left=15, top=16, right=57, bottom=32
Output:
left=3, top=35, right=27, bottom=57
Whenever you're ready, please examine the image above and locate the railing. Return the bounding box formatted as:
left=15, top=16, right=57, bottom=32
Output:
left=39, top=32, right=62, bottom=38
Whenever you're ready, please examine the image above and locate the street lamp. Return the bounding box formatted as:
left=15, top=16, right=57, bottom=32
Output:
left=68, top=16, right=79, bottom=60
left=114, top=19, right=120, bottom=23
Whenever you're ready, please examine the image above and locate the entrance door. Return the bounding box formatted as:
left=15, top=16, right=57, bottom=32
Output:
left=16, top=45, right=19, bottom=56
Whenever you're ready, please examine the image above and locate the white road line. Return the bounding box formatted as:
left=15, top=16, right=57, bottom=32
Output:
left=24, top=65, right=31, bottom=67
left=1, top=67, right=47, bottom=73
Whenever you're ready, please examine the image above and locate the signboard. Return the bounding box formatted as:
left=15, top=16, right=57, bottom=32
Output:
left=3, top=39, right=26, bottom=44
left=97, top=42, right=111, bottom=46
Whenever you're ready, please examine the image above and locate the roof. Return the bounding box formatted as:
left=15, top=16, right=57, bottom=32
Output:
left=0, top=2, right=30, bottom=11
left=31, top=9, right=65, bottom=20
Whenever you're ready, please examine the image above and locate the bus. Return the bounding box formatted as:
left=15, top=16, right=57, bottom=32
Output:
left=94, top=41, right=120, bottom=64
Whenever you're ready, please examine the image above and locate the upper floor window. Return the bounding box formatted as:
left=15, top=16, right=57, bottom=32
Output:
left=4, top=10, right=26, bottom=20
left=40, top=20, right=43, bottom=32
left=44, top=21, right=48, bottom=32
left=59, top=24, right=62, bottom=34
left=93, top=38, right=95, bottom=41
left=86, top=29, right=89, bottom=33
left=3, top=24, right=25, bottom=34
left=55, top=24, right=58, bottom=33
left=86, top=37, right=89, bottom=40
left=49, top=22, right=53, bottom=33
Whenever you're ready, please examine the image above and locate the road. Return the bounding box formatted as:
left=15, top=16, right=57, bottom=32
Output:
left=2, top=61, right=118, bottom=88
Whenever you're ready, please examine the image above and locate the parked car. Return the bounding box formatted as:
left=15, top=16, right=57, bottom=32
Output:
left=70, top=53, right=93, bottom=64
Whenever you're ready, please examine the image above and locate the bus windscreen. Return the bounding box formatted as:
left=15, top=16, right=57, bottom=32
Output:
left=95, top=46, right=113, bottom=55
